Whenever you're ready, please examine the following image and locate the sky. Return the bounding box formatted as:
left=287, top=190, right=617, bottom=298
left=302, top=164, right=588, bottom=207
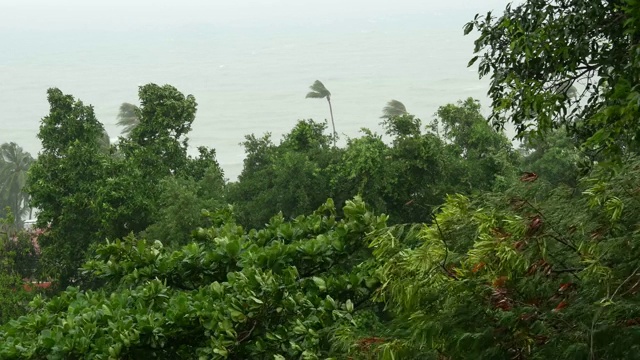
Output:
left=1, top=0, right=513, bottom=32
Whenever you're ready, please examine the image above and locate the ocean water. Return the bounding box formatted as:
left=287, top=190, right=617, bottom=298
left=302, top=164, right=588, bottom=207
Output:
left=0, top=13, right=499, bottom=180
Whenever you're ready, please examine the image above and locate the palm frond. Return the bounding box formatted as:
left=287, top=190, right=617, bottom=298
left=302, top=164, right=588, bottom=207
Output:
left=98, top=129, right=110, bottom=150
left=381, top=100, right=408, bottom=118
left=305, top=80, right=331, bottom=99
left=116, top=102, right=140, bottom=136
left=0, top=142, right=33, bottom=226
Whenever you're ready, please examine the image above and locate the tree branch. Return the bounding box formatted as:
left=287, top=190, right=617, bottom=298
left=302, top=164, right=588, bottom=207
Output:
left=237, top=320, right=257, bottom=343
left=432, top=216, right=458, bottom=280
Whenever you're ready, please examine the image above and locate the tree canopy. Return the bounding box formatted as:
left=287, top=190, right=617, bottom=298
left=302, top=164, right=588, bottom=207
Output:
left=466, top=0, right=640, bottom=158
left=25, top=85, right=225, bottom=287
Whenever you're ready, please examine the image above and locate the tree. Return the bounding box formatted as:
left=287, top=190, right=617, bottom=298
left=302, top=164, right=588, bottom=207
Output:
left=27, top=84, right=220, bottom=287
left=380, top=99, right=407, bottom=119
left=144, top=160, right=226, bottom=247
left=116, top=102, right=140, bottom=137
left=121, top=84, right=197, bottom=179
left=369, top=101, right=515, bottom=223
left=519, top=128, right=585, bottom=188
left=104, top=84, right=202, bottom=242
left=436, top=98, right=518, bottom=193
left=0, top=143, right=33, bottom=228
left=26, top=88, right=109, bottom=286
left=378, top=113, right=450, bottom=222
left=465, top=0, right=640, bottom=158
left=228, top=120, right=339, bottom=229
left=330, top=129, right=393, bottom=215
left=306, top=80, right=337, bottom=147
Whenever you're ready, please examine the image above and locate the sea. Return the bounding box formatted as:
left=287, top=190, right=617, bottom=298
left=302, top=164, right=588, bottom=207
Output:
left=0, top=4, right=511, bottom=180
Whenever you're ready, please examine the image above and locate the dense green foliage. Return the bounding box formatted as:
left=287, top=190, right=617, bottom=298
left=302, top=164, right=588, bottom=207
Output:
left=0, top=199, right=387, bottom=359
left=26, top=85, right=225, bottom=286
left=2, top=0, right=640, bottom=358
left=229, top=98, right=517, bottom=228
left=143, top=160, right=226, bottom=247
left=518, top=128, right=584, bottom=188
left=0, top=144, right=39, bottom=325
left=0, top=212, right=41, bottom=324
left=26, top=88, right=111, bottom=286
left=227, top=120, right=339, bottom=229
left=467, top=0, right=640, bottom=158
left=352, top=162, right=640, bottom=359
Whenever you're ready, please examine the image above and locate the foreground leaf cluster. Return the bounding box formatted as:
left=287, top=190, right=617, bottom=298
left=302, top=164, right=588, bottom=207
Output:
left=0, top=198, right=387, bottom=359
left=358, top=160, right=640, bottom=359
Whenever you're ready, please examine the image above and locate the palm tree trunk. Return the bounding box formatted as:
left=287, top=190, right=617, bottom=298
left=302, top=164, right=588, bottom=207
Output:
left=327, top=98, right=336, bottom=147
left=12, top=195, right=22, bottom=229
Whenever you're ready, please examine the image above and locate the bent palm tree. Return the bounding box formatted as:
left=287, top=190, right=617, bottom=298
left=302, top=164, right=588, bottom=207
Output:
left=116, top=102, right=140, bottom=137
left=381, top=100, right=408, bottom=118
left=306, top=80, right=336, bottom=147
left=0, top=142, right=34, bottom=227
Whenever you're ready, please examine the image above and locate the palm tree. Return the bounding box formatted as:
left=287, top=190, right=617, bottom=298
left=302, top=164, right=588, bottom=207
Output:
left=116, top=102, right=140, bottom=137
left=305, top=80, right=336, bottom=147
left=381, top=100, right=408, bottom=118
left=98, top=129, right=111, bottom=152
left=0, top=143, right=34, bottom=227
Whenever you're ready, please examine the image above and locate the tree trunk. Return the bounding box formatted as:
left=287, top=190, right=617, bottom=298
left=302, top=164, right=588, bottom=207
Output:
left=13, top=196, right=22, bottom=229
left=327, top=97, right=336, bottom=147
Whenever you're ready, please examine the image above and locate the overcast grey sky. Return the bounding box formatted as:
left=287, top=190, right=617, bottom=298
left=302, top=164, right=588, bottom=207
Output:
left=1, top=0, right=512, bottom=32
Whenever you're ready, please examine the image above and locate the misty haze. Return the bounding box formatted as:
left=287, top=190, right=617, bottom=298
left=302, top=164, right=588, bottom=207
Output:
left=2, top=0, right=638, bottom=359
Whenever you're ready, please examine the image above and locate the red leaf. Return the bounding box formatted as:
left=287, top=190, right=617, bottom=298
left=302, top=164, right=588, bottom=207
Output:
left=472, top=262, right=486, bottom=273
left=526, top=216, right=543, bottom=236
left=552, top=300, right=568, bottom=312
left=520, top=172, right=538, bottom=182
left=624, top=318, right=640, bottom=327
left=558, top=282, right=573, bottom=292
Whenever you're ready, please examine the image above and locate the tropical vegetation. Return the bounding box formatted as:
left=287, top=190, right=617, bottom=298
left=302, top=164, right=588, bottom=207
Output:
left=1, top=0, right=640, bottom=358
left=0, top=143, right=34, bottom=229
left=380, top=100, right=407, bottom=119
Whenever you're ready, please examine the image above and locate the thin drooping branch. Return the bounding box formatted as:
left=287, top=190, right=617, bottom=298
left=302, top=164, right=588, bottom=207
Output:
left=524, top=200, right=581, bottom=255
left=432, top=216, right=458, bottom=280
